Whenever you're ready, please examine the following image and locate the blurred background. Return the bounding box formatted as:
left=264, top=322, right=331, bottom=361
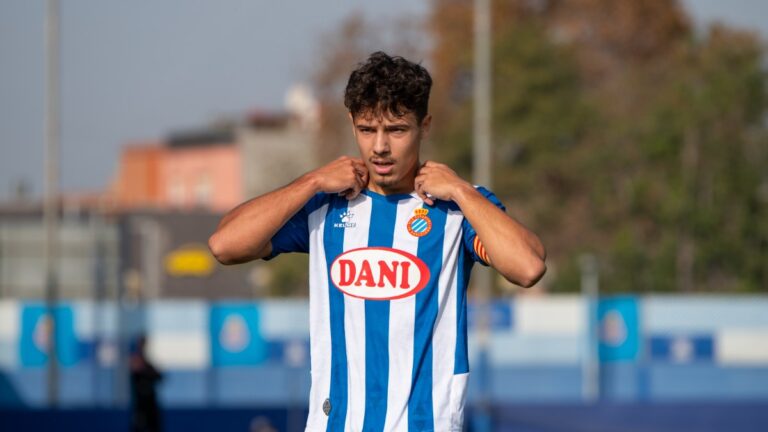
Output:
left=1, top=0, right=766, bottom=431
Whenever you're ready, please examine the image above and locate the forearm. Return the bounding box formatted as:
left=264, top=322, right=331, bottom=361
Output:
left=453, top=184, right=546, bottom=287
left=208, top=173, right=319, bottom=264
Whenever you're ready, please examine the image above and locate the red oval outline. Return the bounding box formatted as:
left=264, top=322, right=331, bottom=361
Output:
left=329, top=247, right=430, bottom=301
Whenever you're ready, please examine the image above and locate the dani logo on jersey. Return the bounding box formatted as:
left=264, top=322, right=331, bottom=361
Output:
left=330, top=247, right=430, bottom=300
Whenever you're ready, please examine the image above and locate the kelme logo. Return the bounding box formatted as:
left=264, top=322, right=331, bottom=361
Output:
left=330, top=247, right=430, bottom=300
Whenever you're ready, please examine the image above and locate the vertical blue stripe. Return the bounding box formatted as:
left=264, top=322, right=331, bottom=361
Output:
left=361, top=196, right=397, bottom=431
left=409, top=203, right=447, bottom=432
left=454, top=244, right=472, bottom=374
left=325, top=198, right=349, bottom=432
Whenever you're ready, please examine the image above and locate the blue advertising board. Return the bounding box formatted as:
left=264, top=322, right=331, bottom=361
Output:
left=19, top=304, right=79, bottom=367
left=649, top=334, right=714, bottom=363
left=210, top=304, right=266, bottom=367
left=598, top=297, right=640, bottom=362
left=467, top=301, right=513, bottom=331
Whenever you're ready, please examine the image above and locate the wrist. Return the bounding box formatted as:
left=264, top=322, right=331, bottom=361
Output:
left=297, top=171, right=322, bottom=195
left=451, top=181, right=478, bottom=204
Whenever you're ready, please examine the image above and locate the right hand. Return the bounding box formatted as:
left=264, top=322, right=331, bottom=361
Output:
left=309, top=156, right=369, bottom=200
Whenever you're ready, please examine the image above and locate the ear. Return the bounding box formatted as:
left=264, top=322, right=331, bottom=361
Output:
left=420, top=114, right=432, bottom=139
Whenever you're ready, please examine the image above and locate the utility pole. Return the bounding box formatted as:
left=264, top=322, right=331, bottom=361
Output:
left=44, top=0, right=61, bottom=407
left=580, top=254, right=600, bottom=402
left=473, top=0, right=493, bottom=430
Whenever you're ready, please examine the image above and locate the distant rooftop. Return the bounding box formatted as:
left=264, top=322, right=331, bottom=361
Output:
left=166, top=128, right=236, bottom=148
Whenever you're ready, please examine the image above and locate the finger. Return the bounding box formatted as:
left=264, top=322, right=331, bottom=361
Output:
left=353, top=168, right=366, bottom=187
left=347, top=182, right=363, bottom=200
left=352, top=170, right=366, bottom=188
left=352, top=160, right=368, bottom=176
left=415, top=181, right=429, bottom=203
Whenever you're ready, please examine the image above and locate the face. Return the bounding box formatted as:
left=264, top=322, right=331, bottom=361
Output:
left=351, top=110, right=431, bottom=195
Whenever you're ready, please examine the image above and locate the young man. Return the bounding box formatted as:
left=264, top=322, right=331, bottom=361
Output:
left=209, top=52, right=546, bottom=432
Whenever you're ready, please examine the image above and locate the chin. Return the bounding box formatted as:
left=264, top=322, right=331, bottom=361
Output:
left=373, top=175, right=401, bottom=189
left=374, top=177, right=394, bottom=188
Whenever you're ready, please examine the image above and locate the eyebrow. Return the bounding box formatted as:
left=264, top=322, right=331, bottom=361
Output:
left=385, top=124, right=409, bottom=130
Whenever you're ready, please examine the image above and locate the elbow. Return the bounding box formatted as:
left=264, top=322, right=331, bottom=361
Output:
left=518, top=261, right=546, bottom=288
left=502, top=258, right=546, bottom=288
left=208, top=232, right=235, bottom=265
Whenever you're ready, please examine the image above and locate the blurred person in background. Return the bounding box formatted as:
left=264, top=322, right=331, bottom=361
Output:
left=130, top=334, right=163, bottom=432
left=209, top=51, right=545, bottom=431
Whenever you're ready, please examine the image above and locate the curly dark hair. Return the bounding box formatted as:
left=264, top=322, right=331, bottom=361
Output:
left=344, top=51, right=432, bottom=122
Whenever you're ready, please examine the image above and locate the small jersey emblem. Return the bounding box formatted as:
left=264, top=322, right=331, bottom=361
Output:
left=323, top=398, right=332, bottom=416
left=334, top=210, right=356, bottom=229
left=407, top=208, right=432, bottom=237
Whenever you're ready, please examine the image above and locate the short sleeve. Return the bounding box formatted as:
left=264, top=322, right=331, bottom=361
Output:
left=461, top=186, right=506, bottom=266
left=264, top=193, right=326, bottom=260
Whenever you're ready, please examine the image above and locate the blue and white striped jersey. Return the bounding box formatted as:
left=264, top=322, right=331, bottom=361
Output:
left=268, top=187, right=504, bottom=432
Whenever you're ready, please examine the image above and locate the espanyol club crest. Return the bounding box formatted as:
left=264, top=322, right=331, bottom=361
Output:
left=33, top=314, right=52, bottom=354
left=330, top=247, right=430, bottom=300
left=407, top=208, right=432, bottom=237
left=220, top=314, right=250, bottom=353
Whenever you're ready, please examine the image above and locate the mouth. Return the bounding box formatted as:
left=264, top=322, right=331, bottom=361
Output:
left=370, top=159, right=395, bottom=175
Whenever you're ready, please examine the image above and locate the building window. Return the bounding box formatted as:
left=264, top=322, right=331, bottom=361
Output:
left=169, top=177, right=184, bottom=205
left=195, top=173, right=212, bottom=206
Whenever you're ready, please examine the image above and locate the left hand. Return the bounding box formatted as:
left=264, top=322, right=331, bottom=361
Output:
left=414, top=161, right=472, bottom=205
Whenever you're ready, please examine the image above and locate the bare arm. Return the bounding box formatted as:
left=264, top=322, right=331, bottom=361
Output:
left=415, top=161, right=546, bottom=287
left=208, top=156, right=368, bottom=265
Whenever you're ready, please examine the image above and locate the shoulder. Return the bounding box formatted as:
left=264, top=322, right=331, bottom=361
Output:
left=305, top=192, right=334, bottom=215
left=474, top=185, right=505, bottom=210
left=443, top=185, right=505, bottom=212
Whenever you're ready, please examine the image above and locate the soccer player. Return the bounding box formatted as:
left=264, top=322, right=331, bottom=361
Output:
left=208, top=51, right=546, bottom=432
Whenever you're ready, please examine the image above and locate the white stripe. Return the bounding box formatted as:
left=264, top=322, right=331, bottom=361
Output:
left=259, top=299, right=310, bottom=338
left=432, top=210, right=463, bottom=430
left=72, top=301, right=119, bottom=338
left=0, top=300, right=19, bottom=340
left=306, top=203, right=331, bottom=431
left=716, top=329, right=768, bottom=365
left=343, top=196, right=372, bottom=431
left=148, top=300, right=208, bottom=333
left=0, top=300, right=19, bottom=368
left=383, top=197, right=423, bottom=431
left=645, top=297, right=768, bottom=332
left=516, top=296, right=584, bottom=335
left=147, top=332, right=209, bottom=369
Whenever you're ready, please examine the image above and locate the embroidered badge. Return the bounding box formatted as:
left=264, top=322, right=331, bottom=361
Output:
left=407, top=208, right=432, bottom=237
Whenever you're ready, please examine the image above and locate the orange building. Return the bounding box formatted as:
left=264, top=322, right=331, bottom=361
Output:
left=109, top=89, right=319, bottom=215
left=110, top=130, right=243, bottom=213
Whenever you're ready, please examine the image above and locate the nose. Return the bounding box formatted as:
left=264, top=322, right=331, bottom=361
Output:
left=372, top=129, right=390, bottom=155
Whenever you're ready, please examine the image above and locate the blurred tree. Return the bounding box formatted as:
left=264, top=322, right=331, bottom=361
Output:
left=429, top=0, right=767, bottom=293
left=266, top=253, right=310, bottom=297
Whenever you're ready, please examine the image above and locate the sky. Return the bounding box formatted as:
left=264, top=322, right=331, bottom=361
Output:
left=0, top=0, right=765, bottom=201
